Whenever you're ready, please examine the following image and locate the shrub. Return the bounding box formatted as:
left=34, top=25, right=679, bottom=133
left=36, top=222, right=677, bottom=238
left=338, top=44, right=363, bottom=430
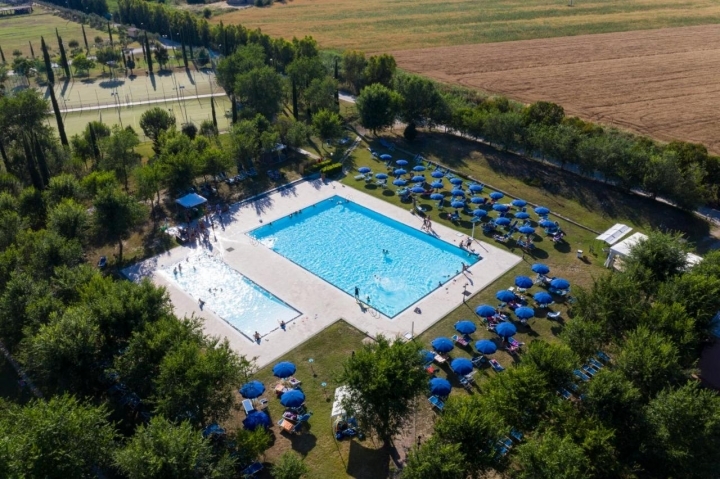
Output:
left=320, top=163, right=342, bottom=177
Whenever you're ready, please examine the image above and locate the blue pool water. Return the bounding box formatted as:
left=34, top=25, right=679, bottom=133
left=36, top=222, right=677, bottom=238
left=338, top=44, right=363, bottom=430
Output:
left=159, top=252, right=300, bottom=339
left=249, top=196, right=480, bottom=317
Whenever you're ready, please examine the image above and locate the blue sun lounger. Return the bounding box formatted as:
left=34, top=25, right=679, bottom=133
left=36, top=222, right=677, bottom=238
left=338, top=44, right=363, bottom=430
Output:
left=574, top=369, right=591, bottom=382
left=429, top=395, right=445, bottom=411
left=241, top=461, right=263, bottom=478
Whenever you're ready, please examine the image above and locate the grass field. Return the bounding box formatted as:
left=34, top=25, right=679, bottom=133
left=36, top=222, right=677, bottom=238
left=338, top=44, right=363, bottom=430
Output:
left=215, top=0, right=720, bottom=53
left=0, top=8, right=106, bottom=59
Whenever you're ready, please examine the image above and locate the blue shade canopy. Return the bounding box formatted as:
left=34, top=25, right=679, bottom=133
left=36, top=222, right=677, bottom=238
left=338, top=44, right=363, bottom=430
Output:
left=451, top=200, right=465, bottom=208
left=394, top=168, right=407, bottom=176
left=470, top=197, right=485, bottom=204
left=240, top=380, right=265, bottom=399
left=413, top=165, right=426, bottom=172
left=551, top=278, right=570, bottom=290
left=451, top=189, right=465, bottom=197
left=393, top=179, right=407, bottom=186
left=430, top=193, right=444, bottom=200
left=496, top=290, right=517, bottom=302
left=412, top=175, right=425, bottom=183
left=534, top=292, right=553, bottom=304
left=450, top=177, right=463, bottom=185
left=495, top=217, right=511, bottom=226
left=431, top=181, right=444, bottom=189
left=431, top=170, right=445, bottom=178
left=272, top=361, right=296, bottom=378
left=515, top=307, right=535, bottom=319
left=395, top=159, right=408, bottom=165
left=358, top=167, right=371, bottom=173
left=490, top=192, right=504, bottom=200
left=420, top=350, right=436, bottom=364
left=512, top=199, right=527, bottom=207
left=469, top=184, right=484, bottom=192
left=493, top=204, right=510, bottom=212
left=375, top=173, right=388, bottom=179
left=515, top=212, right=530, bottom=219
left=429, top=377, right=452, bottom=396
left=515, top=276, right=533, bottom=288
left=432, top=337, right=455, bottom=353
left=531, top=263, right=550, bottom=274
left=534, top=206, right=550, bottom=215
left=496, top=322, right=517, bottom=338
left=455, top=320, right=477, bottom=334
left=280, top=389, right=306, bottom=407
left=518, top=226, right=535, bottom=235
left=451, top=358, right=474, bottom=376
left=476, top=304, right=497, bottom=317
left=472, top=209, right=487, bottom=217
left=243, top=411, right=271, bottom=431
left=411, top=186, right=425, bottom=194
left=380, top=154, right=392, bottom=160
left=539, top=219, right=556, bottom=228
left=476, top=339, right=498, bottom=354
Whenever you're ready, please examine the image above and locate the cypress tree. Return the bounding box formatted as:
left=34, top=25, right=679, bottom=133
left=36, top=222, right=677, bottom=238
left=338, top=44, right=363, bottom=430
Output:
left=0, top=138, right=8, bottom=168
left=211, top=96, right=217, bottom=130
left=107, top=22, right=114, bottom=47
left=48, top=86, right=69, bottom=147
left=334, top=58, right=340, bottom=108
left=89, top=123, right=100, bottom=163
left=22, top=134, right=43, bottom=190
left=291, top=78, right=299, bottom=120
left=0, top=45, right=5, bottom=64
left=82, top=24, right=89, bottom=53
left=56, top=33, right=70, bottom=79
left=32, top=133, right=50, bottom=187
left=231, top=95, right=237, bottom=124
left=223, top=26, right=228, bottom=57
left=41, top=37, right=55, bottom=85
left=29, top=41, right=35, bottom=59
left=144, top=34, right=153, bottom=73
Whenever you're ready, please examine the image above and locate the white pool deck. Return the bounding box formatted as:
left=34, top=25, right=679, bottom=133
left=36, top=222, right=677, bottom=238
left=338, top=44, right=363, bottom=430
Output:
left=123, top=179, right=522, bottom=368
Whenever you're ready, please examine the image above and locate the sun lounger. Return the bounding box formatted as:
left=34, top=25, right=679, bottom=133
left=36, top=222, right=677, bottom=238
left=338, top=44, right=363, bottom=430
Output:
left=459, top=376, right=473, bottom=390
left=425, top=365, right=438, bottom=375
left=582, top=364, right=598, bottom=376
left=452, top=334, right=469, bottom=347
left=354, top=174, right=365, bottom=180
left=510, top=429, right=524, bottom=442
left=241, top=461, right=264, bottom=478
left=494, top=444, right=509, bottom=459
left=547, top=311, right=562, bottom=319
left=429, top=395, right=445, bottom=411
left=288, top=377, right=302, bottom=388
left=242, top=399, right=255, bottom=415
left=256, top=398, right=269, bottom=410
left=508, top=337, right=523, bottom=348
left=574, top=369, right=591, bottom=382
left=588, top=358, right=603, bottom=369
left=433, top=354, right=447, bottom=364
left=471, top=355, right=486, bottom=367
left=490, top=359, right=505, bottom=372
left=558, top=388, right=572, bottom=400
left=500, top=437, right=513, bottom=449
left=597, top=351, right=612, bottom=363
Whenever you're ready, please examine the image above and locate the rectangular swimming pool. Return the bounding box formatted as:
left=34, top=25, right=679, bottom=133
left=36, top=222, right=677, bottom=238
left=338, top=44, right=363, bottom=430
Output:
left=249, top=196, right=480, bottom=317
left=159, top=252, right=300, bottom=339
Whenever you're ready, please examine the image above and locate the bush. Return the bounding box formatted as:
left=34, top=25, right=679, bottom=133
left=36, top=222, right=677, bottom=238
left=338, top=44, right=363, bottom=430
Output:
left=305, top=159, right=334, bottom=174
left=320, top=162, right=343, bottom=177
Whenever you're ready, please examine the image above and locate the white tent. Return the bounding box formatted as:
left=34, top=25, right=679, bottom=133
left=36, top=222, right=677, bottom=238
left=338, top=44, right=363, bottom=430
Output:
left=604, top=232, right=647, bottom=268
left=175, top=193, right=207, bottom=209
left=596, top=223, right=632, bottom=245
left=331, top=386, right=352, bottom=419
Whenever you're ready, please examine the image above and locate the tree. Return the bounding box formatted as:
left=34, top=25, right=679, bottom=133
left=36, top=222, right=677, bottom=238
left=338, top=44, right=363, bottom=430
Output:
left=12, top=57, right=34, bottom=84
left=82, top=24, right=89, bottom=52
left=0, top=45, right=5, bottom=64
left=482, top=365, right=553, bottom=430
left=71, top=53, right=95, bottom=76
left=216, top=43, right=266, bottom=94
left=196, top=47, right=210, bottom=67
left=234, top=66, right=284, bottom=120
left=134, top=163, right=163, bottom=218
left=521, top=340, right=578, bottom=389
left=523, top=100, right=565, bottom=126
left=140, top=107, right=176, bottom=151
left=153, top=43, right=169, bottom=70
left=101, top=126, right=140, bottom=192
left=615, top=326, right=682, bottom=396
left=515, top=432, right=592, bottom=479
left=640, top=382, right=720, bottom=479
left=312, top=108, right=343, bottom=144
left=48, top=199, right=90, bottom=242
left=656, top=271, right=720, bottom=335
left=95, top=46, right=120, bottom=71
left=47, top=84, right=69, bottom=147
left=338, top=335, right=426, bottom=446
left=56, top=32, right=70, bottom=79
left=200, top=119, right=218, bottom=138
left=402, top=439, right=465, bottom=479
left=0, top=395, right=116, bottom=477
left=201, top=147, right=231, bottom=184
left=114, top=416, right=236, bottom=479
left=271, top=451, right=309, bottom=479
left=181, top=122, right=197, bottom=140
left=68, top=39, right=79, bottom=50
left=210, top=96, right=218, bottom=131
left=364, top=53, right=396, bottom=88
left=92, top=187, right=146, bottom=263
left=624, top=230, right=689, bottom=287
left=394, top=73, right=445, bottom=129
left=342, top=50, right=366, bottom=93
left=356, top=83, right=400, bottom=134
left=305, top=76, right=339, bottom=114
left=40, top=36, right=54, bottom=85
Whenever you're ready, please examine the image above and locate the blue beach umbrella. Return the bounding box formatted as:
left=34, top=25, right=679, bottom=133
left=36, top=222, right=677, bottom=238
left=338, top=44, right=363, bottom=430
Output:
left=273, top=362, right=296, bottom=378
left=490, top=192, right=504, bottom=200
left=393, top=179, right=407, bottom=186
left=455, top=320, right=477, bottom=335
left=516, top=307, right=535, bottom=319
left=451, top=358, right=474, bottom=376
left=375, top=172, right=388, bottom=179
left=515, top=276, right=533, bottom=288
left=534, top=206, right=550, bottom=215
left=496, top=290, right=517, bottom=302
left=450, top=177, right=463, bottom=185
left=531, top=263, right=550, bottom=274
left=512, top=199, right=527, bottom=207
left=432, top=337, right=455, bottom=353
left=411, top=186, right=425, bottom=194
left=280, top=389, right=306, bottom=408
left=431, top=180, right=444, bottom=189
left=472, top=209, right=487, bottom=217
left=475, top=304, right=497, bottom=317
left=239, top=380, right=265, bottom=399
left=412, top=175, right=425, bottom=183
left=476, top=339, right=498, bottom=354
left=394, top=168, right=407, bottom=176
left=470, top=197, right=485, bottom=204
left=451, top=189, right=465, bottom=197
left=518, top=226, right=535, bottom=235
left=420, top=350, right=436, bottom=364
left=496, top=322, right=517, bottom=338
left=493, top=204, right=510, bottom=212
left=539, top=219, right=556, bottom=228
left=243, top=411, right=271, bottom=431
left=534, top=292, right=553, bottom=305
left=413, top=165, right=426, bottom=172
left=429, top=377, right=452, bottom=396
left=551, top=278, right=570, bottom=290
left=431, top=170, right=445, bottom=178
left=468, top=184, right=484, bottom=193
left=515, top=211, right=530, bottom=219
left=358, top=166, right=371, bottom=174
left=495, top=217, right=511, bottom=226
left=451, top=200, right=465, bottom=209
left=430, top=193, right=444, bottom=200
left=396, top=159, right=408, bottom=166
left=380, top=154, right=392, bottom=160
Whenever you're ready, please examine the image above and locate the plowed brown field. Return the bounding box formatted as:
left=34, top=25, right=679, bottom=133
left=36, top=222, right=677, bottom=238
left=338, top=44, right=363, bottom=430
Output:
left=393, top=25, right=720, bottom=152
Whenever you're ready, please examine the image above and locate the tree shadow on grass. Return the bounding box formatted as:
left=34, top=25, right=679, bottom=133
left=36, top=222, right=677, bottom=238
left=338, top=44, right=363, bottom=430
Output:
left=347, top=439, right=389, bottom=479
left=382, top=190, right=395, bottom=197
left=288, top=431, right=317, bottom=456
left=99, top=79, right=125, bottom=89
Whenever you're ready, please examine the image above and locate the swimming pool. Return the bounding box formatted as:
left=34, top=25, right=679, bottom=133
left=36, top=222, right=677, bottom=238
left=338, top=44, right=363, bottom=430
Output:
left=159, top=252, right=300, bottom=339
left=249, top=196, right=480, bottom=317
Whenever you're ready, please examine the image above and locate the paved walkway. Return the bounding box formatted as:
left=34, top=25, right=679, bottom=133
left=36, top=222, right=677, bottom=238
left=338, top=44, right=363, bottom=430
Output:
left=123, top=180, right=520, bottom=368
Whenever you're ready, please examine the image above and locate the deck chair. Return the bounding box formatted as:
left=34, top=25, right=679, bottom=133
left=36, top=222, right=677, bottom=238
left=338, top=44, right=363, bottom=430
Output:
left=428, top=395, right=445, bottom=411
left=241, top=461, right=264, bottom=478
left=588, top=358, right=604, bottom=369
left=597, top=351, right=612, bottom=363
left=242, top=399, right=255, bottom=415
left=452, top=334, right=469, bottom=347
left=574, top=369, right=591, bottom=382
left=547, top=311, right=562, bottom=320
left=490, top=359, right=505, bottom=372
left=510, top=429, right=524, bottom=442
left=558, top=388, right=572, bottom=400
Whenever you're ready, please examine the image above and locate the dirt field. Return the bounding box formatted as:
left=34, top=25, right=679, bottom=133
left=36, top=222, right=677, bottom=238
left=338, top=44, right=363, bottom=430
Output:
left=393, top=25, right=720, bottom=153
left=215, top=0, right=720, bottom=53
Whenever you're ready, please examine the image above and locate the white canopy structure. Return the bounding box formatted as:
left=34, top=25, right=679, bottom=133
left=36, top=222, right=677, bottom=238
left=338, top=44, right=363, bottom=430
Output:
left=596, top=223, right=632, bottom=245
left=331, top=386, right=352, bottom=419
left=604, top=232, right=647, bottom=268
left=175, top=193, right=207, bottom=209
